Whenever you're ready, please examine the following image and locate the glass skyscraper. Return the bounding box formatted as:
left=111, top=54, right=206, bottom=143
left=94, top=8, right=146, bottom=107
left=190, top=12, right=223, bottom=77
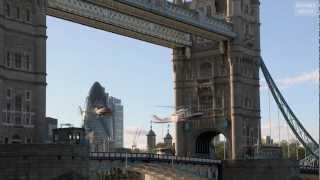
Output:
left=84, top=82, right=123, bottom=151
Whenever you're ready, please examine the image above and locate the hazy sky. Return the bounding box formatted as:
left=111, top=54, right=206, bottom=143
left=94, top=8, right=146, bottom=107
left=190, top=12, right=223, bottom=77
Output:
left=46, top=0, right=319, bottom=148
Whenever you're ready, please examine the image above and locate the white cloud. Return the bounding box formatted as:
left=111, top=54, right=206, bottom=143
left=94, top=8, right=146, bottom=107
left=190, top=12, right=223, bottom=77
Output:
left=278, top=69, right=318, bottom=87
left=260, top=69, right=319, bottom=90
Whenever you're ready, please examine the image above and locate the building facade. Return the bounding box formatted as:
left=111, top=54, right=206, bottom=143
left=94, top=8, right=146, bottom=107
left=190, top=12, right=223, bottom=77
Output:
left=44, top=117, right=58, bottom=143
left=0, top=0, right=47, bottom=144
left=108, top=96, right=124, bottom=148
left=84, top=82, right=123, bottom=151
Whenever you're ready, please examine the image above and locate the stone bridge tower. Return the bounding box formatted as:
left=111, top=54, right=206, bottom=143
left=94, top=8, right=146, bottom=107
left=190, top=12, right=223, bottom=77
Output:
left=0, top=0, right=47, bottom=144
left=174, top=0, right=261, bottom=159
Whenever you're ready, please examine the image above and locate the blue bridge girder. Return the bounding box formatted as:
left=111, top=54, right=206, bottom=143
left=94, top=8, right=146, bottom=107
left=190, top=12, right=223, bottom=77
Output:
left=90, top=152, right=221, bottom=166
left=260, top=59, right=319, bottom=168
left=47, top=0, right=235, bottom=48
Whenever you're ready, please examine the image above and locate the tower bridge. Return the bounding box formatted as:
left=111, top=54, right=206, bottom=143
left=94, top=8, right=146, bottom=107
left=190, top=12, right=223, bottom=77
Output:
left=0, top=0, right=318, bottom=179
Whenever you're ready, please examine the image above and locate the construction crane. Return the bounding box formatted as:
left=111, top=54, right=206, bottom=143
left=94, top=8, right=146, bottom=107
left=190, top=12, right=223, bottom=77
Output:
left=132, top=128, right=142, bottom=150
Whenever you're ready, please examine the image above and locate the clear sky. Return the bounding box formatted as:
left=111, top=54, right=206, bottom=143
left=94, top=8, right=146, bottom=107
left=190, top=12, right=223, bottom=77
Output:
left=46, top=0, right=319, bottom=148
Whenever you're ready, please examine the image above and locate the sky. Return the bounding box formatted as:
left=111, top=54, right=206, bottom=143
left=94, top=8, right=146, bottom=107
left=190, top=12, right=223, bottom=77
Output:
left=46, top=0, right=319, bottom=148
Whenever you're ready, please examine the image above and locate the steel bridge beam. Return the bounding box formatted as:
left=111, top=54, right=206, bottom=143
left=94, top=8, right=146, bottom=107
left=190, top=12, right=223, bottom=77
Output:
left=260, top=59, right=319, bottom=166
left=47, top=0, right=234, bottom=48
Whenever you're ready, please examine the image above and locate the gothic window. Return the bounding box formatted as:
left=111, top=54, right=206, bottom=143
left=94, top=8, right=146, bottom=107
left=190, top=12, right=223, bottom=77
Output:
left=215, top=96, right=222, bottom=108
left=198, top=87, right=213, bottom=110
left=220, top=64, right=227, bottom=76
left=5, top=4, right=10, bottom=17
left=6, top=103, right=11, bottom=111
left=244, top=97, right=249, bottom=107
left=25, top=103, right=30, bottom=112
left=6, top=114, right=11, bottom=123
left=199, top=95, right=213, bottom=110
left=245, top=24, right=249, bottom=35
left=4, top=137, right=9, bottom=144
left=215, top=2, right=219, bottom=13
left=12, top=134, right=21, bottom=144
left=6, top=51, right=11, bottom=67
left=199, top=62, right=212, bottom=78
left=206, top=6, right=212, bottom=16
left=15, top=95, right=22, bottom=111
left=26, top=9, right=31, bottom=21
left=242, top=120, right=247, bottom=138
left=25, top=55, right=31, bottom=70
left=26, top=116, right=30, bottom=125
left=16, top=7, right=20, bottom=19
left=15, top=53, right=21, bottom=69
left=245, top=5, right=249, bottom=14
left=15, top=115, right=21, bottom=125
left=25, top=91, right=31, bottom=101
left=6, top=88, right=12, bottom=99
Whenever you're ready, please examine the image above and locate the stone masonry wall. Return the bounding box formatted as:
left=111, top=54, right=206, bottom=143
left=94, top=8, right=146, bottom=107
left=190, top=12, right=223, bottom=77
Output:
left=0, top=144, right=89, bottom=180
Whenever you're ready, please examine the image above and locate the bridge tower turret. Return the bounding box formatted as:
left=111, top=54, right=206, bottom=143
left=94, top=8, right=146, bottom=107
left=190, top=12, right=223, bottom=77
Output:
left=147, top=126, right=156, bottom=152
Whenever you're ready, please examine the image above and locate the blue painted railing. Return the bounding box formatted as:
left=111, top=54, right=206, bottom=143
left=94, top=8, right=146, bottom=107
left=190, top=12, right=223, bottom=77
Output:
left=90, top=152, right=221, bottom=165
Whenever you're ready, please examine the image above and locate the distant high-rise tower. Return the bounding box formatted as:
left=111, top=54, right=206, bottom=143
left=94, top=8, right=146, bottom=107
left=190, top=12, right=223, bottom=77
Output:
left=147, top=126, right=156, bottom=151
left=108, top=96, right=124, bottom=148
left=84, top=82, right=123, bottom=151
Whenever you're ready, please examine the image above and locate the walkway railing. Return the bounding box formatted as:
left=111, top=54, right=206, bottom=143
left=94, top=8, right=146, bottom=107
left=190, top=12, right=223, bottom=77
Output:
left=90, top=152, right=221, bottom=165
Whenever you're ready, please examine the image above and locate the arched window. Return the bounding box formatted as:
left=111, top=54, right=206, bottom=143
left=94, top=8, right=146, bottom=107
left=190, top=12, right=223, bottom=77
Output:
left=16, top=7, right=20, bottom=19
left=26, top=9, right=31, bottom=21
left=206, top=6, right=212, bottom=16
left=12, top=134, right=22, bottom=144
left=15, top=95, right=22, bottom=111
left=198, top=87, right=213, bottom=110
left=5, top=4, right=10, bottom=17
left=199, top=62, right=212, bottom=78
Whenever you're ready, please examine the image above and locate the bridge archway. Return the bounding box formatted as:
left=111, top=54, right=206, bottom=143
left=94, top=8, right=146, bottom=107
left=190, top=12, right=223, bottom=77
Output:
left=194, top=131, right=228, bottom=159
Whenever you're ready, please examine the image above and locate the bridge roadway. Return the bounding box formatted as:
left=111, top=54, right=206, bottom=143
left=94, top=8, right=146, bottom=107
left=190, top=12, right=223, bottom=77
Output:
left=47, top=0, right=235, bottom=48
left=90, top=152, right=319, bottom=177
left=90, top=152, right=221, bottom=179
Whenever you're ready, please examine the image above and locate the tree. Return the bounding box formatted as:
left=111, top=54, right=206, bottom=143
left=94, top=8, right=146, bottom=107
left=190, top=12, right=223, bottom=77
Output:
left=279, top=140, right=306, bottom=160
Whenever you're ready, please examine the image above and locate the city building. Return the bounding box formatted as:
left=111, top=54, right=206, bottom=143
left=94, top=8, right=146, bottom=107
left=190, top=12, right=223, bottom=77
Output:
left=262, top=136, right=274, bottom=145
left=53, top=127, right=86, bottom=145
left=83, top=82, right=123, bottom=151
left=44, top=117, right=58, bottom=143
left=108, top=96, right=124, bottom=148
